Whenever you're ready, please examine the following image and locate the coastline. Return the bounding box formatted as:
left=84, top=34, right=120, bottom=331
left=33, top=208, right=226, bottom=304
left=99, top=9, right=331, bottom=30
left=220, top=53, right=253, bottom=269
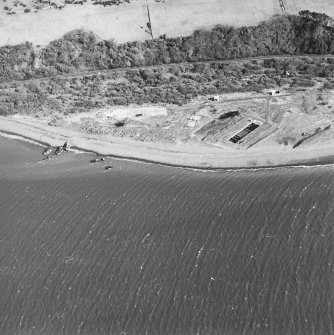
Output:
left=1, top=115, right=334, bottom=170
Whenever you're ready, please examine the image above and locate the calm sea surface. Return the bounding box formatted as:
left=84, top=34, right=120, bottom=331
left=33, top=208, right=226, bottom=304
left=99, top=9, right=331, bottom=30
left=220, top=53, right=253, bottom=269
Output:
left=0, top=136, right=334, bottom=335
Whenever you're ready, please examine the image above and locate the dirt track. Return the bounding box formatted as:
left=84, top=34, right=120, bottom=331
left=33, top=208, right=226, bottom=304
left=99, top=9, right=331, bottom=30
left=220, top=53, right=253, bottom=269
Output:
left=2, top=53, right=334, bottom=86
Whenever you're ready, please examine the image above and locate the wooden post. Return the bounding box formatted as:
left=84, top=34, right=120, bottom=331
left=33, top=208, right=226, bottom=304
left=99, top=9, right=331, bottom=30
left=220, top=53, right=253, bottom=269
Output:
left=278, top=0, right=287, bottom=14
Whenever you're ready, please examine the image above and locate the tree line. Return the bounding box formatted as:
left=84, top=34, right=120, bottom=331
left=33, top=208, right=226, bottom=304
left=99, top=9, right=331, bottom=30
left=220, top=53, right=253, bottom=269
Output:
left=1, top=55, right=333, bottom=115
left=1, top=11, right=334, bottom=81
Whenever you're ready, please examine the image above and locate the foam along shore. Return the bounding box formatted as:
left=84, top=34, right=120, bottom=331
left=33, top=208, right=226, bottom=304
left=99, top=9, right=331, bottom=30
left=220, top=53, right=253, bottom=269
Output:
left=1, top=115, right=334, bottom=169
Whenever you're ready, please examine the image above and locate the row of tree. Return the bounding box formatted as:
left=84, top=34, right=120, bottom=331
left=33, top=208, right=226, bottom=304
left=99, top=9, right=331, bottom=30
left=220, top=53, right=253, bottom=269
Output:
left=1, top=12, right=334, bottom=81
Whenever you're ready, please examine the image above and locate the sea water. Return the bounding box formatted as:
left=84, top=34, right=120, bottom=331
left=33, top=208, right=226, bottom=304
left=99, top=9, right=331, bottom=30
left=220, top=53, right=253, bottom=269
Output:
left=0, top=136, right=333, bottom=335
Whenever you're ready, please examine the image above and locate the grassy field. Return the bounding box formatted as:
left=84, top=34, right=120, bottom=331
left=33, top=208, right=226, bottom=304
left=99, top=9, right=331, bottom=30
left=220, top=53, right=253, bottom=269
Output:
left=0, top=0, right=333, bottom=47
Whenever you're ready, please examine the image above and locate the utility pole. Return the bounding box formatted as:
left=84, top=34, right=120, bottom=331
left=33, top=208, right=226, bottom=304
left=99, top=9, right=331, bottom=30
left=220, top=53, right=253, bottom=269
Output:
left=146, top=0, right=154, bottom=40
left=278, top=0, right=287, bottom=14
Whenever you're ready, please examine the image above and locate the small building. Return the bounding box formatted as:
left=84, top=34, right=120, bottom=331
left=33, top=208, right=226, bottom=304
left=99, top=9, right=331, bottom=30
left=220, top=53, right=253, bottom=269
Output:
left=267, top=90, right=280, bottom=96
left=209, top=96, right=220, bottom=102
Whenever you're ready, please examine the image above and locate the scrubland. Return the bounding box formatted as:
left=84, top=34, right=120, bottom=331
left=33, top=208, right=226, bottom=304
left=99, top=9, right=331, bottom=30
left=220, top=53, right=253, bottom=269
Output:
left=1, top=55, right=334, bottom=116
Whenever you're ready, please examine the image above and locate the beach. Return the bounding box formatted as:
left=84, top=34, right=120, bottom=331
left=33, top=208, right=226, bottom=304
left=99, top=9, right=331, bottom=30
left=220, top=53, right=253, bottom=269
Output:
left=1, top=114, right=334, bottom=169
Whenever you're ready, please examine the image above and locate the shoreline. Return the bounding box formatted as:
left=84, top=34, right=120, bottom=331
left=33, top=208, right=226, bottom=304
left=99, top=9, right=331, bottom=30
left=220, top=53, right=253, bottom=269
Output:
left=1, top=116, right=334, bottom=171
left=2, top=127, right=334, bottom=172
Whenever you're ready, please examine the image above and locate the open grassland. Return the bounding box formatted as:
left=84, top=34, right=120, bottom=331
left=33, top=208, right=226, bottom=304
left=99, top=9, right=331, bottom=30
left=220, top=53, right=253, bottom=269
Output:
left=0, top=1, right=149, bottom=46
left=0, top=0, right=333, bottom=47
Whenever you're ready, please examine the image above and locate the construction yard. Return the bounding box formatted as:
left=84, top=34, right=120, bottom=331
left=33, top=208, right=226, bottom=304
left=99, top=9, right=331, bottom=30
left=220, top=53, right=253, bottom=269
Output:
left=1, top=77, right=334, bottom=168
left=39, top=81, right=334, bottom=152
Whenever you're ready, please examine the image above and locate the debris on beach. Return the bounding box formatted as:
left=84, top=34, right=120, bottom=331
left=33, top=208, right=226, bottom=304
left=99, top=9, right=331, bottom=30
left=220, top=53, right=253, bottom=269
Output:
left=62, top=141, right=71, bottom=151
left=55, top=146, right=64, bottom=156
left=42, top=141, right=70, bottom=159
left=43, top=147, right=53, bottom=156
left=43, top=154, right=55, bottom=160
left=91, top=157, right=105, bottom=163
left=105, top=165, right=113, bottom=171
